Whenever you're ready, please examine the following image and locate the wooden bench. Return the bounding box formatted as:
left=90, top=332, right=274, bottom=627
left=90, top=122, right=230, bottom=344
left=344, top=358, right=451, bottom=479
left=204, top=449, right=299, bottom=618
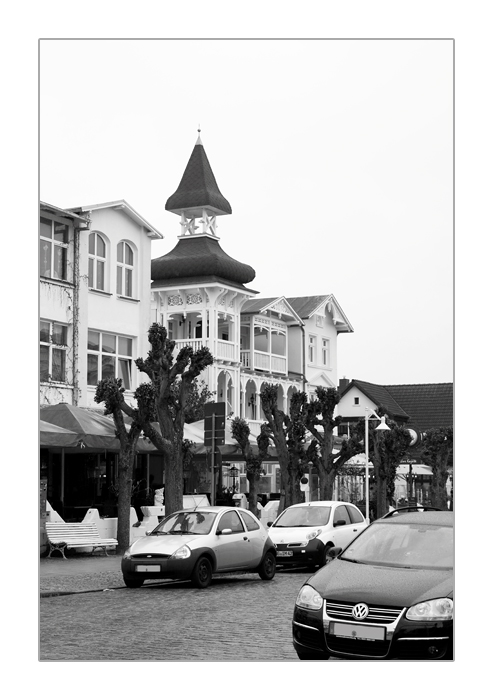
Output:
left=45, top=522, right=118, bottom=559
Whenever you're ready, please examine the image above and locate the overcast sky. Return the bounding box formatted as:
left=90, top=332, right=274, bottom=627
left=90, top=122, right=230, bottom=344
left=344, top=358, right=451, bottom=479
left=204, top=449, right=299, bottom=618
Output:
left=40, top=39, right=453, bottom=386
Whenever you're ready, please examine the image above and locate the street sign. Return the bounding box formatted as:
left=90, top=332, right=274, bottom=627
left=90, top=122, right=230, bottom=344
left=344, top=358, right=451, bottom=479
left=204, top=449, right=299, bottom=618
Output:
left=204, top=402, right=226, bottom=446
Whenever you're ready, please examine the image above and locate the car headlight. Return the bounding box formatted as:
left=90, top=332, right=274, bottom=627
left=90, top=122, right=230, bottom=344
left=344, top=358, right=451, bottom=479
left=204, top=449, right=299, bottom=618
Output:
left=122, top=548, right=132, bottom=560
left=406, top=598, right=453, bottom=621
left=295, top=585, right=323, bottom=611
left=306, top=529, right=323, bottom=542
left=170, top=544, right=192, bottom=560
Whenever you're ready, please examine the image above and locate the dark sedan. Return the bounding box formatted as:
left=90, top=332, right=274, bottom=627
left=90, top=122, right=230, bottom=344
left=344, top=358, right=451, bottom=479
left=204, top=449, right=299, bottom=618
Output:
left=292, top=509, right=453, bottom=660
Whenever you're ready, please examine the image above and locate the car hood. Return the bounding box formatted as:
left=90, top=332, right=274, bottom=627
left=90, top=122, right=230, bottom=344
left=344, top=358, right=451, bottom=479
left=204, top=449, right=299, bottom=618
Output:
left=309, top=558, right=453, bottom=607
left=268, top=527, right=319, bottom=543
left=129, top=534, right=200, bottom=556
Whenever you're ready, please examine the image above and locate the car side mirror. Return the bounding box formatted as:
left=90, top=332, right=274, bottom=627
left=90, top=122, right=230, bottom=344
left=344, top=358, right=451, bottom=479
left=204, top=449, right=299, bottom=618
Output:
left=328, top=546, right=342, bottom=558
left=267, top=521, right=273, bottom=527
left=217, top=528, right=233, bottom=535
left=334, top=519, right=347, bottom=527
left=145, top=530, right=152, bottom=536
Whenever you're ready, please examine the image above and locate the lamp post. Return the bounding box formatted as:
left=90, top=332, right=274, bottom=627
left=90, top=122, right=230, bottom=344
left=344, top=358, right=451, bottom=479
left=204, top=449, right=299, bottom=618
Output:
left=364, top=408, right=391, bottom=523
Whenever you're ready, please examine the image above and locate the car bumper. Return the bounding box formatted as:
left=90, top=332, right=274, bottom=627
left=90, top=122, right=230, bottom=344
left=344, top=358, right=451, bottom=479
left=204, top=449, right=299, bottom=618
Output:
left=292, top=604, right=453, bottom=660
left=121, top=555, right=197, bottom=582
left=275, top=538, right=324, bottom=566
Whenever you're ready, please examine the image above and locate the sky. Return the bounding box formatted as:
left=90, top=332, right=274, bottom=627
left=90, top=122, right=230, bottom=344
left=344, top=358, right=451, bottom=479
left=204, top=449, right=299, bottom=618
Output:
left=40, top=38, right=453, bottom=386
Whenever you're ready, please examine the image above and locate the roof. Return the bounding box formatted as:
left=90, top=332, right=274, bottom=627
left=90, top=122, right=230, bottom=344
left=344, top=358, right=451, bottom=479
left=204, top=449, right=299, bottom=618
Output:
left=151, top=274, right=258, bottom=294
left=40, top=202, right=90, bottom=223
left=241, top=295, right=353, bottom=332
left=151, top=236, right=255, bottom=286
left=240, top=297, right=303, bottom=324
left=166, top=137, right=232, bottom=217
left=68, top=200, right=163, bottom=239
left=340, top=380, right=453, bottom=431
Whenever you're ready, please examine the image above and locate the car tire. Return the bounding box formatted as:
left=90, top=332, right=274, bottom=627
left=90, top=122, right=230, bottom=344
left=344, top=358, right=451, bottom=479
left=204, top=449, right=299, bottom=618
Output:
left=123, top=576, right=144, bottom=588
left=297, top=651, right=330, bottom=661
left=258, top=551, right=276, bottom=580
left=191, top=556, right=213, bottom=588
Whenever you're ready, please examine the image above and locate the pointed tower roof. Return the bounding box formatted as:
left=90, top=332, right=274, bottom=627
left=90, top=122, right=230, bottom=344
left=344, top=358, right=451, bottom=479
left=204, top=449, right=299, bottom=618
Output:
left=165, top=133, right=232, bottom=217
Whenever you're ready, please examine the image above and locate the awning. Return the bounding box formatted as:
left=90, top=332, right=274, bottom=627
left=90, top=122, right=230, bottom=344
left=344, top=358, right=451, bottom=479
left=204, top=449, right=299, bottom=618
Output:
left=40, top=420, right=79, bottom=448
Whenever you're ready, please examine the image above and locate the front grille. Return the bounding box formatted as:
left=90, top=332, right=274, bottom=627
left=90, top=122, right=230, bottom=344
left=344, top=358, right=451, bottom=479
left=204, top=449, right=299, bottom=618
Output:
left=326, top=635, right=391, bottom=658
left=326, top=600, right=403, bottom=624
left=130, top=553, right=170, bottom=560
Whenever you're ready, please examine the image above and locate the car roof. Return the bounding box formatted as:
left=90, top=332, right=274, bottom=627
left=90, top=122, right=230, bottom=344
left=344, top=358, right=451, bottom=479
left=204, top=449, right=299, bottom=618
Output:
left=375, top=511, right=454, bottom=527
left=286, top=501, right=354, bottom=508
left=178, top=505, right=248, bottom=514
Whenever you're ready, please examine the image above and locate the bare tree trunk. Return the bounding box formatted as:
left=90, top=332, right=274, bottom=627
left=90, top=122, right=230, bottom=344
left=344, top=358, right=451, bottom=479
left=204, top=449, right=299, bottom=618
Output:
left=116, top=449, right=135, bottom=554
left=247, top=472, right=261, bottom=515
left=375, top=477, right=388, bottom=519
left=430, top=468, right=449, bottom=510
left=164, top=440, right=184, bottom=516
left=318, top=468, right=336, bottom=501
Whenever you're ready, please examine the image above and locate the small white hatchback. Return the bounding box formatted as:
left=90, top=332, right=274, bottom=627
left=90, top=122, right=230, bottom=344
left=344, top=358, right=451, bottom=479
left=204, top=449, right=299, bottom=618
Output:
left=268, top=500, right=367, bottom=569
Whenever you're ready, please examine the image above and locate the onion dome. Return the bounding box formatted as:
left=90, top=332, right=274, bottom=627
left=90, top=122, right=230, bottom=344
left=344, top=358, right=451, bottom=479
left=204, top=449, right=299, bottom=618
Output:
left=165, top=133, right=232, bottom=217
left=151, top=235, right=255, bottom=286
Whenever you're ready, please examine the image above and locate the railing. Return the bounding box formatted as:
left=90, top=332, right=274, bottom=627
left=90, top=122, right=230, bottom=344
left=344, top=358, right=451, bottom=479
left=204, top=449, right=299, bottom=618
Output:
left=240, top=350, right=287, bottom=374
left=173, top=338, right=236, bottom=363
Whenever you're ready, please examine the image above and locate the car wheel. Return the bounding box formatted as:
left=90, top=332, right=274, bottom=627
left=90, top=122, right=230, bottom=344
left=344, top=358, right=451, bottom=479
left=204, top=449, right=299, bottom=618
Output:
left=123, top=576, right=144, bottom=588
left=191, top=556, right=213, bottom=588
left=297, top=651, right=330, bottom=661
left=258, top=551, right=276, bottom=580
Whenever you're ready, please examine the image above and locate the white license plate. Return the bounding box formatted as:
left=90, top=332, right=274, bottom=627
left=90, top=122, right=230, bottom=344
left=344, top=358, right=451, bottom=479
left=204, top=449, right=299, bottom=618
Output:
left=136, top=565, right=160, bottom=572
left=330, top=622, right=385, bottom=641
left=277, top=550, right=293, bottom=557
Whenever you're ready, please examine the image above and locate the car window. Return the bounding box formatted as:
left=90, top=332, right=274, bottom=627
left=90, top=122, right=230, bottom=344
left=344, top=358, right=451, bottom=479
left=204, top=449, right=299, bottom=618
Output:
left=334, top=505, right=350, bottom=525
left=154, top=511, right=215, bottom=535
left=217, top=510, right=245, bottom=533
left=347, top=505, right=365, bottom=524
left=342, top=522, right=453, bottom=569
left=239, top=511, right=260, bottom=531
left=273, top=506, right=331, bottom=527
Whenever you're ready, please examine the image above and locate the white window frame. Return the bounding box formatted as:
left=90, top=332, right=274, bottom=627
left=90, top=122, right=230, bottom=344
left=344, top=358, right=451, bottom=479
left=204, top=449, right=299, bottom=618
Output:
left=308, top=335, right=316, bottom=364
left=40, top=320, right=69, bottom=383
left=87, top=330, right=133, bottom=390
left=116, top=241, right=135, bottom=298
left=322, top=337, right=330, bottom=367
left=39, top=216, right=69, bottom=281
left=88, top=232, right=108, bottom=292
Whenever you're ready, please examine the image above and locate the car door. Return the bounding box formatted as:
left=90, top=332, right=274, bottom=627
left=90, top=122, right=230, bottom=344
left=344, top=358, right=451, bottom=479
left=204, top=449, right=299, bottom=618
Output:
left=331, top=505, right=361, bottom=549
left=214, top=510, right=255, bottom=570
left=347, top=504, right=368, bottom=539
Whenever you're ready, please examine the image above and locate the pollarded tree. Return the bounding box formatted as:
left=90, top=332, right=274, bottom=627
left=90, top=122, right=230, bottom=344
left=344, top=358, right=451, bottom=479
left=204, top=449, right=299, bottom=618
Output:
left=260, top=385, right=307, bottom=511
left=230, top=417, right=271, bottom=516
left=95, top=378, right=165, bottom=553
left=421, top=427, right=453, bottom=509
left=135, top=323, right=214, bottom=516
left=304, top=387, right=362, bottom=500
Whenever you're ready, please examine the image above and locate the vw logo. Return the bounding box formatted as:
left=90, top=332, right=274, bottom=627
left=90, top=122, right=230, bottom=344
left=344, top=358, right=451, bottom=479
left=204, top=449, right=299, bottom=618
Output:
left=352, top=603, right=369, bottom=620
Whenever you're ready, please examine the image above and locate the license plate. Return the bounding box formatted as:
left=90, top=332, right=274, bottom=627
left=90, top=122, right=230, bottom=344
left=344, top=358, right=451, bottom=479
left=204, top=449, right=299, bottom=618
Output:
left=136, top=565, right=160, bottom=572
left=277, top=550, right=293, bottom=557
left=330, top=622, right=385, bottom=641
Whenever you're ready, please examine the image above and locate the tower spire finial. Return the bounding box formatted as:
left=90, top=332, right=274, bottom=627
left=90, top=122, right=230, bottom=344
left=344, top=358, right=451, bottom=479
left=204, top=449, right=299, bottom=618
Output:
left=196, top=124, right=202, bottom=145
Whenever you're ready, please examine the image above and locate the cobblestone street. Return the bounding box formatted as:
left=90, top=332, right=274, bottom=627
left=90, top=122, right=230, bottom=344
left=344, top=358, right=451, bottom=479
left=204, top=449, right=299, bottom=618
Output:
left=40, top=569, right=310, bottom=661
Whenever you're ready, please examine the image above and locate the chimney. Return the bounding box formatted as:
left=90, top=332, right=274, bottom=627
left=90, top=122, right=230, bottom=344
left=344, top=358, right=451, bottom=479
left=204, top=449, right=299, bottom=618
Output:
left=338, top=377, right=350, bottom=393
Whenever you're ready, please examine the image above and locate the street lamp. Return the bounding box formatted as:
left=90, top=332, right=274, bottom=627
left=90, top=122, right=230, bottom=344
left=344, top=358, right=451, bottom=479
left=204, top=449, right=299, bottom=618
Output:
left=229, top=466, right=239, bottom=495
left=364, top=408, right=390, bottom=523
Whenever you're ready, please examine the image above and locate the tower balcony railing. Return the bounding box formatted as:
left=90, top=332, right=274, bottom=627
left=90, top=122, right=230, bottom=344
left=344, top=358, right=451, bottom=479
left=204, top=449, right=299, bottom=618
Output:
left=240, top=350, right=287, bottom=375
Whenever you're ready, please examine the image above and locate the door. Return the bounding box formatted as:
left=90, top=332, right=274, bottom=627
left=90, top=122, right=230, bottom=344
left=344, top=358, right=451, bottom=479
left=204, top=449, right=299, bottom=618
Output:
left=331, top=505, right=361, bottom=549
left=214, top=510, right=255, bottom=570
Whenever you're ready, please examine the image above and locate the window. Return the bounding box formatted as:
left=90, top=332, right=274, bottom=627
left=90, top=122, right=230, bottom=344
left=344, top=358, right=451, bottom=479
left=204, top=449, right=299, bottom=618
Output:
left=240, top=511, right=260, bottom=531
left=40, top=320, right=68, bottom=382
left=217, top=510, right=244, bottom=533
left=87, top=330, right=133, bottom=389
left=308, top=335, right=316, bottom=363
left=347, top=505, right=365, bottom=524
left=88, top=232, right=107, bottom=291
left=39, top=216, right=69, bottom=280
left=117, top=241, right=134, bottom=297
left=322, top=338, right=330, bottom=366
left=334, top=505, right=350, bottom=525
left=354, top=397, right=360, bottom=406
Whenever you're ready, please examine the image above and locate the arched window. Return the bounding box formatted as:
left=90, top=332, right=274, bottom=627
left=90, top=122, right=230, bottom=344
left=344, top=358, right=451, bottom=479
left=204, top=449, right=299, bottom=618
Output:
left=117, top=241, right=134, bottom=297
left=88, top=232, right=107, bottom=291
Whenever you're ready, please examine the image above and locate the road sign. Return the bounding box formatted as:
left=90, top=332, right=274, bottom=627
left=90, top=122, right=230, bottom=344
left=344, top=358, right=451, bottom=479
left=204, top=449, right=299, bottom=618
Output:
left=204, top=402, right=226, bottom=446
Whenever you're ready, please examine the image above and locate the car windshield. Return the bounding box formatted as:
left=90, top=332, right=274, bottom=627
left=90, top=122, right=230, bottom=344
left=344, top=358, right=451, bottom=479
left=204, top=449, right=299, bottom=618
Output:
left=151, top=511, right=216, bottom=535
left=341, top=522, right=453, bottom=569
left=273, top=506, right=331, bottom=528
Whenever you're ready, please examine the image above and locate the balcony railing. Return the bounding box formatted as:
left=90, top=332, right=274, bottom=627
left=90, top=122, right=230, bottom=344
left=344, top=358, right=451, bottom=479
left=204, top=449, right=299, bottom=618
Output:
left=173, top=338, right=236, bottom=363
left=240, top=350, right=287, bottom=375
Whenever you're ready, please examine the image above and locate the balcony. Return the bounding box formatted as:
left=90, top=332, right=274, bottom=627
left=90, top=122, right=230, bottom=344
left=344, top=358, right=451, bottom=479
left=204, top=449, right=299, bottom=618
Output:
left=240, top=350, right=287, bottom=375
left=173, top=338, right=236, bottom=363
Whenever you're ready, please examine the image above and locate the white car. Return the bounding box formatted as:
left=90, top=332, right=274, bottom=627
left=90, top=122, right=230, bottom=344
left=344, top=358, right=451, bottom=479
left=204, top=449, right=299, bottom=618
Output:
left=268, top=500, right=368, bottom=570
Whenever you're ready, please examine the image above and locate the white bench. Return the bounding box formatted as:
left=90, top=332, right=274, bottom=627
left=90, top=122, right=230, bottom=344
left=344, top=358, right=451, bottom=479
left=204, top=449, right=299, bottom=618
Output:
left=45, top=522, right=118, bottom=559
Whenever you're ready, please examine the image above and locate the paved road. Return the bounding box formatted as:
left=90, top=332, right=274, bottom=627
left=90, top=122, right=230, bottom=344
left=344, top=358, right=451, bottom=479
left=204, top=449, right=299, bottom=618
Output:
left=40, top=569, right=311, bottom=661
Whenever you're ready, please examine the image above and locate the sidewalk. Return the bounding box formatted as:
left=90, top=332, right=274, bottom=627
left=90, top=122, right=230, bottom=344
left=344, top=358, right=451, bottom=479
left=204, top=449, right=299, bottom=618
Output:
left=40, top=552, right=124, bottom=596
